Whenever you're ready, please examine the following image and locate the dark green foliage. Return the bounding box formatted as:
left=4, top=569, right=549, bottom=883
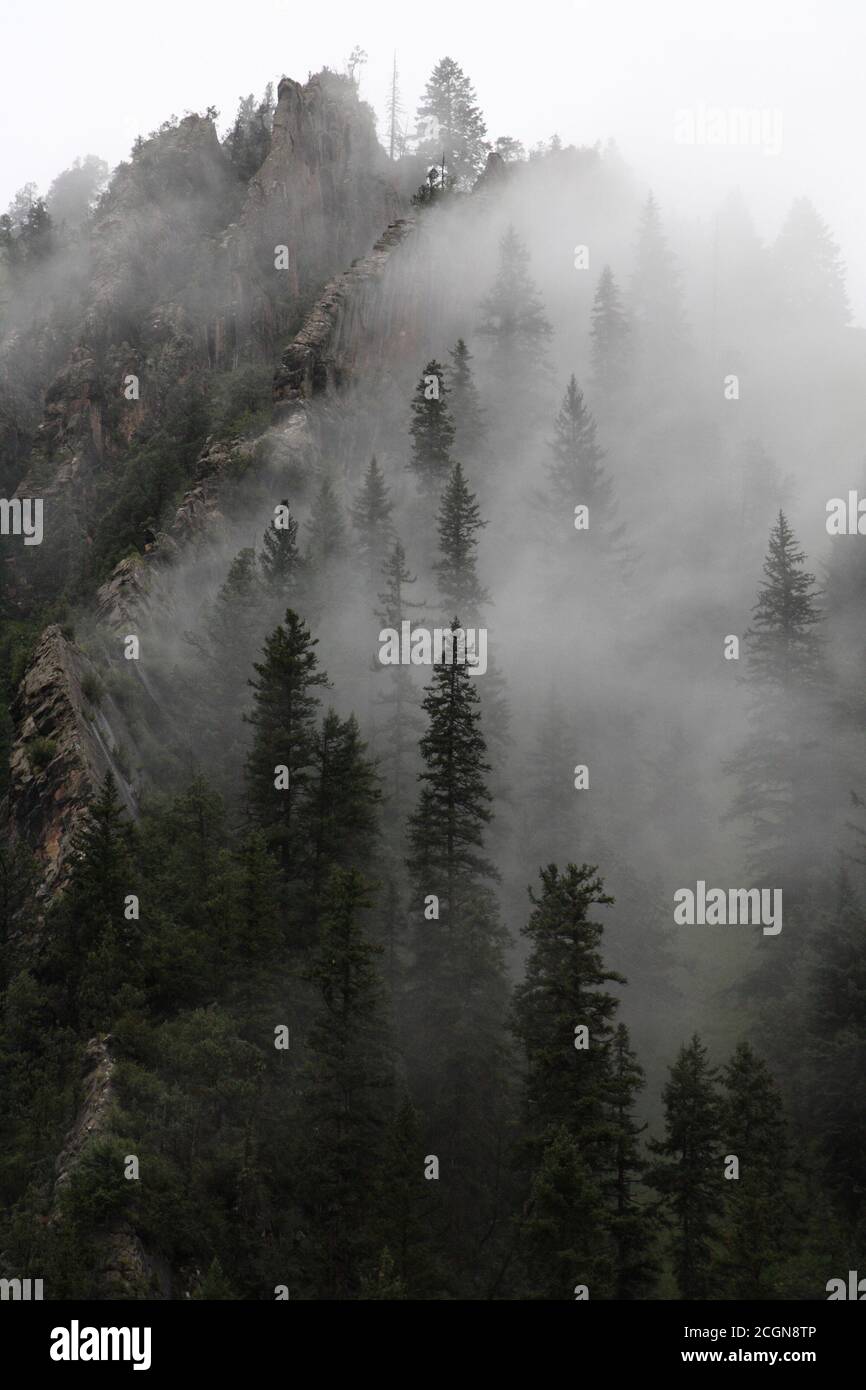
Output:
left=41, top=773, right=137, bottom=1032
left=520, top=1125, right=612, bottom=1299
left=224, top=87, right=275, bottom=182
left=434, top=462, right=489, bottom=616
left=647, top=1035, right=723, bottom=1299
left=295, top=867, right=392, bottom=1297
left=727, top=512, right=825, bottom=885
left=447, top=339, right=486, bottom=459
left=545, top=374, right=614, bottom=522
left=302, top=710, right=381, bottom=911
left=512, top=864, right=622, bottom=1162
left=306, top=477, right=348, bottom=571
left=351, top=456, right=394, bottom=580
left=414, top=57, right=488, bottom=186
left=407, top=633, right=495, bottom=902
left=259, top=499, right=303, bottom=595
left=408, top=360, right=455, bottom=498
left=245, top=611, right=330, bottom=881
left=719, top=1041, right=793, bottom=1298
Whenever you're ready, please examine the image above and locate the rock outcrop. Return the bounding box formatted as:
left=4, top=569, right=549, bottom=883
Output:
left=7, top=625, right=140, bottom=889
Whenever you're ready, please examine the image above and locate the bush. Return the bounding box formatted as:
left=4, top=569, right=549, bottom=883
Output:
left=28, top=736, right=58, bottom=770
left=81, top=670, right=102, bottom=707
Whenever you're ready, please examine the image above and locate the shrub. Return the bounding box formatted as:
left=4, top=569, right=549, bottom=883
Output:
left=28, top=736, right=58, bottom=770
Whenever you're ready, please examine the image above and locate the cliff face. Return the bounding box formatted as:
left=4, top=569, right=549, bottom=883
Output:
left=7, top=625, right=140, bottom=892
left=6, top=73, right=402, bottom=610
left=6, top=208, right=418, bottom=883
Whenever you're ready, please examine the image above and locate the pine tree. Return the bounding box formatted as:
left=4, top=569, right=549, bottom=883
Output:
left=545, top=374, right=615, bottom=525
left=194, top=549, right=264, bottom=771
left=719, top=1041, right=792, bottom=1298
left=434, top=462, right=489, bottom=617
left=479, top=225, right=552, bottom=355
left=520, top=1125, right=612, bottom=1299
left=629, top=193, right=686, bottom=368
left=305, top=477, right=347, bottom=570
left=404, top=635, right=511, bottom=1289
left=303, top=710, right=381, bottom=911
left=590, top=266, right=631, bottom=399
left=296, top=867, right=392, bottom=1298
left=386, top=53, right=404, bottom=162
left=773, top=197, right=849, bottom=331
left=43, top=773, right=136, bottom=1030
left=415, top=57, right=488, bottom=187
left=647, top=1035, right=723, bottom=1299
left=804, top=872, right=866, bottom=1226
left=512, top=864, right=647, bottom=1299
left=375, top=540, right=425, bottom=819
left=407, top=629, right=495, bottom=915
left=369, top=1097, right=442, bottom=1297
left=351, top=456, right=393, bottom=581
left=511, top=864, right=622, bottom=1168
left=727, top=512, right=825, bottom=885
left=244, top=611, right=330, bottom=884
left=607, top=1023, right=658, bottom=1298
left=408, top=360, right=455, bottom=498
left=447, top=339, right=486, bottom=460
left=744, top=511, right=823, bottom=689
left=260, top=499, right=303, bottom=595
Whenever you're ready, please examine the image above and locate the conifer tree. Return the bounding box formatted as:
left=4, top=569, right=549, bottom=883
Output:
left=804, top=872, right=866, bottom=1226
left=512, top=864, right=647, bottom=1298
left=375, top=540, right=425, bottom=818
left=773, top=197, right=850, bottom=331
left=520, top=1124, right=612, bottom=1299
left=629, top=193, right=686, bottom=366
left=511, top=864, right=622, bottom=1168
left=647, top=1035, right=723, bottom=1299
left=434, top=462, right=489, bottom=616
left=607, top=1023, right=658, bottom=1298
left=545, top=375, right=615, bottom=525
left=404, top=634, right=511, bottom=1287
left=43, top=773, right=136, bottom=1030
left=415, top=57, right=488, bottom=186
left=369, top=1097, right=442, bottom=1297
left=305, top=477, right=347, bottom=570
left=727, top=512, right=825, bottom=885
left=296, top=867, right=393, bottom=1298
left=479, top=225, right=552, bottom=356
left=351, top=456, right=393, bottom=581
left=245, top=611, right=330, bottom=884
left=407, top=627, right=495, bottom=915
left=195, top=549, right=264, bottom=763
left=744, top=511, right=823, bottom=689
left=303, top=710, right=381, bottom=910
left=447, top=339, right=487, bottom=460
left=260, top=499, right=303, bottom=595
left=409, top=360, right=455, bottom=498
left=590, top=265, right=631, bottom=399
left=719, top=1041, right=792, bottom=1298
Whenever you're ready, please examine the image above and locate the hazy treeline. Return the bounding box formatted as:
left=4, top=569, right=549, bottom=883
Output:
left=1, top=56, right=866, bottom=1299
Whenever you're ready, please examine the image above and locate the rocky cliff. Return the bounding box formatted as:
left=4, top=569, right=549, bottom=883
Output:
left=4, top=72, right=402, bottom=611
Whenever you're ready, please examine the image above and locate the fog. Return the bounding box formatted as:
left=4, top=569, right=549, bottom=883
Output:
left=2, top=7, right=865, bottom=1304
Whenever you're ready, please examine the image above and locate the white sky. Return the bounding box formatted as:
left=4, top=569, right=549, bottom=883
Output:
left=3, top=0, right=866, bottom=320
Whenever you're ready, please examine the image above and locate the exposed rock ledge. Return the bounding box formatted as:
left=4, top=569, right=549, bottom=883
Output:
left=7, top=625, right=140, bottom=890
